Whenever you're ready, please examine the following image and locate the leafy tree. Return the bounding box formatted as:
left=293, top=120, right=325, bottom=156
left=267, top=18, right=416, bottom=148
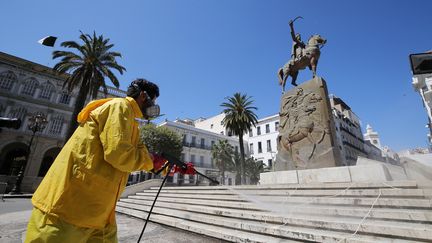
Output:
left=221, top=93, right=258, bottom=184
left=52, top=31, right=126, bottom=140
left=140, top=124, right=183, bottom=159
left=211, top=140, right=235, bottom=185
left=245, top=157, right=265, bottom=185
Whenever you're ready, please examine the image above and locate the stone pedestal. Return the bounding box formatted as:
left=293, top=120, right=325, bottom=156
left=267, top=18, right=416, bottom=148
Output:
left=274, top=77, right=342, bottom=171
left=260, top=159, right=408, bottom=185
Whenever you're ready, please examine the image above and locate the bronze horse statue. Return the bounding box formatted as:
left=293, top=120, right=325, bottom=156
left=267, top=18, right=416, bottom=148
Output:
left=277, top=34, right=326, bottom=91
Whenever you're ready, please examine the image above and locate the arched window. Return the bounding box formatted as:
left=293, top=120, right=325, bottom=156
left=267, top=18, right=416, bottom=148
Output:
left=21, top=78, right=39, bottom=96
left=0, top=71, right=17, bottom=91
left=48, top=114, right=64, bottom=135
left=8, top=106, right=27, bottom=121
left=38, top=147, right=61, bottom=177
left=39, top=82, right=55, bottom=100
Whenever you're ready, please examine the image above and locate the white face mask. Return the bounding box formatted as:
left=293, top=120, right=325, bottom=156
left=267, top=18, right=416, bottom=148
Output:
left=143, top=103, right=160, bottom=119
left=141, top=91, right=160, bottom=119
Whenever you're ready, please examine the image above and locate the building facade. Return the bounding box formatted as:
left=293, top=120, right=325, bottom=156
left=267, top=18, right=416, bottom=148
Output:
left=329, top=95, right=367, bottom=166
left=247, top=114, right=279, bottom=168
left=160, top=120, right=240, bottom=185
left=363, top=124, right=400, bottom=164
left=0, top=52, right=126, bottom=192
left=412, top=74, right=432, bottom=149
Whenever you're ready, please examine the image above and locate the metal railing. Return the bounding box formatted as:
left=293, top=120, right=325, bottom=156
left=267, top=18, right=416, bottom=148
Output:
left=182, top=142, right=213, bottom=150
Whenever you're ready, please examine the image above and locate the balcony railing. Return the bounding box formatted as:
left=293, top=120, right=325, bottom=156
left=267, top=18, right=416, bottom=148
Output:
left=183, top=142, right=213, bottom=150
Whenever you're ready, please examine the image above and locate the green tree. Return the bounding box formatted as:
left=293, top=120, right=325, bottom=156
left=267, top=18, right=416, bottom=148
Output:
left=245, top=157, right=265, bottom=185
left=140, top=124, right=183, bottom=159
left=52, top=31, right=126, bottom=140
left=221, top=93, right=258, bottom=185
left=211, top=140, right=235, bottom=185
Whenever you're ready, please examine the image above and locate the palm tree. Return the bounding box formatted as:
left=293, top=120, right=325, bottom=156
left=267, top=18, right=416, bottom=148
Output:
left=211, top=140, right=235, bottom=185
left=245, top=157, right=265, bottom=185
left=221, top=93, right=258, bottom=184
left=52, top=31, right=126, bottom=140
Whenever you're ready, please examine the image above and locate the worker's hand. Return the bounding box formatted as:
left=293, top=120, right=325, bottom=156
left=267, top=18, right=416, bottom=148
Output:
left=151, top=154, right=167, bottom=171
left=173, top=162, right=196, bottom=175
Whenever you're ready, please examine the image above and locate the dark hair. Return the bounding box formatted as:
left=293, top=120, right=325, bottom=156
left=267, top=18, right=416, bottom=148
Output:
left=127, top=78, right=160, bottom=99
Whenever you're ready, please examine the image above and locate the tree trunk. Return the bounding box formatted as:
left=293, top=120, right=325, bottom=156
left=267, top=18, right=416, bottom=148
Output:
left=235, top=154, right=241, bottom=185
left=221, top=159, right=225, bottom=185
left=239, top=133, right=246, bottom=185
left=65, top=84, right=89, bottom=142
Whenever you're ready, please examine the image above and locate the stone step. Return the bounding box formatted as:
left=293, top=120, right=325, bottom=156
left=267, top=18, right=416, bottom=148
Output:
left=118, top=200, right=432, bottom=240
left=116, top=202, right=417, bottom=242
left=141, top=188, right=427, bottom=198
left=120, top=198, right=432, bottom=223
left=154, top=180, right=419, bottom=190
left=116, top=206, right=302, bottom=243
left=130, top=193, right=432, bottom=209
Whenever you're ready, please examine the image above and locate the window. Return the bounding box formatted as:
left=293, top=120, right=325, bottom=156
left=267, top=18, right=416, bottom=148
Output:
left=228, top=131, right=232, bottom=136
left=249, top=129, right=253, bottom=137
left=249, top=143, right=254, bottom=154
left=0, top=71, right=17, bottom=91
left=275, top=122, right=279, bottom=131
left=59, top=92, right=71, bottom=105
left=190, top=154, right=196, bottom=163
left=182, top=134, right=187, bottom=144
left=211, top=140, right=215, bottom=148
left=200, top=138, right=205, bottom=148
left=267, top=140, right=272, bottom=152
left=21, top=78, right=39, bottom=96
left=220, top=131, right=224, bottom=135
left=258, top=142, right=262, bottom=153
left=200, top=156, right=204, bottom=167
left=191, top=136, right=196, bottom=146
left=49, top=115, right=64, bottom=135
left=8, top=107, right=27, bottom=121
left=257, top=126, right=261, bottom=135
left=268, top=159, right=273, bottom=168
left=210, top=124, right=213, bottom=129
left=266, top=124, right=270, bottom=133
left=39, top=82, right=55, bottom=100
left=0, top=104, right=5, bottom=117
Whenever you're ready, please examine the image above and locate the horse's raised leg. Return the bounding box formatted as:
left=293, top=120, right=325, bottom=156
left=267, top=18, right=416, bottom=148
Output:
left=311, top=57, right=318, bottom=78
left=291, top=71, right=299, bottom=86
left=277, top=68, right=287, bottom=92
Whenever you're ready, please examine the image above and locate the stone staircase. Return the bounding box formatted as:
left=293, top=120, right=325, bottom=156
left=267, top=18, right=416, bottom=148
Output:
left=116, top=180, right=432, bottom=242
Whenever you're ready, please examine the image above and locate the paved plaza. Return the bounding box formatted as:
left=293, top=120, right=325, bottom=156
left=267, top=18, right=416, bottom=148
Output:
left=0, top=198, right=224, bottom=243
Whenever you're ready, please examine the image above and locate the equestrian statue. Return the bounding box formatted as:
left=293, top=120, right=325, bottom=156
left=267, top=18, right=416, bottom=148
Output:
left=277, top=17, right=327, bottom=91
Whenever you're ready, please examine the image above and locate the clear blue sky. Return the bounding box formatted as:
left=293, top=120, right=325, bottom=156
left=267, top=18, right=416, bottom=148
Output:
left=1, top=0, right=431, bottom=151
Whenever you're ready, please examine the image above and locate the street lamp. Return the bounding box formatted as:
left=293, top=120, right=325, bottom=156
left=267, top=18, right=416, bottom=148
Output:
left=9, top=113, right=48, bottom=194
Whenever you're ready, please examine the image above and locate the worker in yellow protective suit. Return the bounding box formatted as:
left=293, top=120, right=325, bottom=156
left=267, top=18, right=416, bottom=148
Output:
left=25, top=79, right=163, bottom=243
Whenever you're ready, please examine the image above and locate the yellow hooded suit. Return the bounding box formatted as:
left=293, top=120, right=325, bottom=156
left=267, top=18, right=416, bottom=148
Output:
left=29, top=97, right=153, bottom=231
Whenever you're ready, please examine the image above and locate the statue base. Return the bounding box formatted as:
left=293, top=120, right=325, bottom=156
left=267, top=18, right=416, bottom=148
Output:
left=274, top=77, right=342, bottom=171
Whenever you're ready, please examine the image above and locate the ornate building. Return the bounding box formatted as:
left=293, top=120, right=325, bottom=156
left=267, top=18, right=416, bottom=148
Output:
left=0, top=52, right=126, bottom=192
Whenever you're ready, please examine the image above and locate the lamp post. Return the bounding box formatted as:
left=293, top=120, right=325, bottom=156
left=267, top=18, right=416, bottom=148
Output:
left=10, top=113, right=48, bottom=194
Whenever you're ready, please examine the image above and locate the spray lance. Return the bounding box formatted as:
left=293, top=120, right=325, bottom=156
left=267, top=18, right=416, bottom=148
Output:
left=136, top=152, right=219, bottom=243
